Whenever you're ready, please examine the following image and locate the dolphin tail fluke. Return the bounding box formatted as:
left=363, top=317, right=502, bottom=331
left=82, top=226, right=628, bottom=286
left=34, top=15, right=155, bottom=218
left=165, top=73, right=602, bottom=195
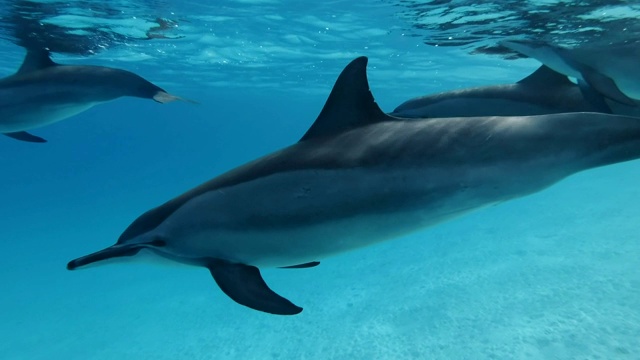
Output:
left=67, top=241, right=163, bottom=270
left=153, top=91, right=199, bottom=104
left=207, top=260, right=303, bottom=315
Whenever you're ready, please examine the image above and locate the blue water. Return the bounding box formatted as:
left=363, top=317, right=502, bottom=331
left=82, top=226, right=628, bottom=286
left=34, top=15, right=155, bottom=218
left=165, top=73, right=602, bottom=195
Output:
left=1, top=1, right=639, bottom=359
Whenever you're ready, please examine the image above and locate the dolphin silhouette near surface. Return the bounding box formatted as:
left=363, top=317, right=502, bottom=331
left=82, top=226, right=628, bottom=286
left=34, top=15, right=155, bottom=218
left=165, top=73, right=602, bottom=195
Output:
left=69, top=57, right=640, bottom=315
left=501, top=39, right=640, bottom=106
left=391, top=65, right=640, bottom=119
left=0, top=49, right=190, bottom=143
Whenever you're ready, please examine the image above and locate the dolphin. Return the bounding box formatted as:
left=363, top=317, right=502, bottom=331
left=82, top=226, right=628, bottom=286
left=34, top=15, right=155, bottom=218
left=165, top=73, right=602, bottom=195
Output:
left=501, top=39, right=640, bottom=105
left=68, top=56, right=640, bottom=315
left=0, top=49, right=191, bottom=143
left=391, top=65, right=640, bottom=119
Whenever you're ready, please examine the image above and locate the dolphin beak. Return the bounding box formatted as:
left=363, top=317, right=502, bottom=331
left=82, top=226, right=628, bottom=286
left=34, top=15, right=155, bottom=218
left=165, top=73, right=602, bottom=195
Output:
left=152, top=91, right=199, bottom=104
left=67, top=244, right=143, bottom=270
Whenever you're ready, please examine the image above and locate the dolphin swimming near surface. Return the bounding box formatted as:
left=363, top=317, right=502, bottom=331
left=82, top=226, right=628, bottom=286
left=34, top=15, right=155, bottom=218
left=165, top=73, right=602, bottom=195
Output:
left=391, top=65, right=640, bottom=119
left=69, top=56, right=640, bottom=315
left=0, top=49, right=190, bottom=143
left=501, top=39, right=640, bottom=105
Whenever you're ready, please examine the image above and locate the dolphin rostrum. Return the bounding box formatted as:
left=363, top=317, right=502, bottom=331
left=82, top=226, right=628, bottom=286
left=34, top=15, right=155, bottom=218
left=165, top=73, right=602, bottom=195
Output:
left=69, top=57, right=640, bottom=315
left=0, top=49, right=191, bottom=143
left=391, top=65, right=640, bottom=119
left=501, top=39, right=640, bottom=105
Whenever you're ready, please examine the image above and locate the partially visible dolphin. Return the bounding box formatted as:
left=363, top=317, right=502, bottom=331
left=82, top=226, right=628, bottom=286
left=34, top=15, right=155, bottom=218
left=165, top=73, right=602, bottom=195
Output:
left=69, top=57, right=640, bottom=315
left=391, top=65, right=640, bottom=118
left=0, top=49, right=192, bottom=143
left=501, top=39, right=640, bottom=105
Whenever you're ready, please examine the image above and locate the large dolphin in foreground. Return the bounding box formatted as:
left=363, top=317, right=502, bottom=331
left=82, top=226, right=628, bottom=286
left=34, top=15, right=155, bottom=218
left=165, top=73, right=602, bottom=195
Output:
left=0, top=49, right=190, bottom=143
left=69, top=57, right=640, bottom=315
left=391, top=65, right=640, bottom=119
left=501, top=39, right=640, bottom=105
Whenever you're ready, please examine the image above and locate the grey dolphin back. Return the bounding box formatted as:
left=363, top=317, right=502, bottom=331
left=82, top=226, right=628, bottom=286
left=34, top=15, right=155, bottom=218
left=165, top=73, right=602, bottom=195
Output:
left=118, top=56, right=395, bottom=244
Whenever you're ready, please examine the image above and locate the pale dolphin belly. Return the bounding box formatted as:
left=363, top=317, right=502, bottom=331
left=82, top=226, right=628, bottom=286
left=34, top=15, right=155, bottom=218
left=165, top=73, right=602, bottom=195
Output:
left=0, top=85, right=104, bottom=132
left=154, top=164, right=568, bottom=267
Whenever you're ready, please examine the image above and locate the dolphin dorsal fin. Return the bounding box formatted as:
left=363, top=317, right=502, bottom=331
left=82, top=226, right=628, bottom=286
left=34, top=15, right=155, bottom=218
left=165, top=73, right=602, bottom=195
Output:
left=299, top=56, right=393, bottom=142
left=17, top=49, right=57, bottom=74
left=517, top=65, right=572, bottom=88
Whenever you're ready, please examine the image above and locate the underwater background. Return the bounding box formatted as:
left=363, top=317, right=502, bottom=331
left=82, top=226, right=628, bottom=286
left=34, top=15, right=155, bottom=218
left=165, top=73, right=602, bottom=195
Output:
left=1, top=0, right=639, bottom=359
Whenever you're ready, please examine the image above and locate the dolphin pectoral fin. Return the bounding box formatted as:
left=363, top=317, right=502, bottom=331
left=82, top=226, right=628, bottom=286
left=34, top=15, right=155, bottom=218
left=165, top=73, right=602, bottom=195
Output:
left=581, top=69, right=636, bottom=106
left=207, top=260, right=302, bottom=315
left=279, top=261, right=320, bottom=269
left=4, top=131, right=47, bottom=143
left=152, top=91, right=199, bottom=104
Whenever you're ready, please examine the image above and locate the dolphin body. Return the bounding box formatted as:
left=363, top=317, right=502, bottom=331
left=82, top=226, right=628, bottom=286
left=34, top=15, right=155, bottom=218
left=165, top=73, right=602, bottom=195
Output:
left=501, top=39, right=640, bottom=105
left=391, top=65, right=640, bottom=119
left=0, top=49, right=187, bottom=143
left=69, top=57, right=640, bottom=315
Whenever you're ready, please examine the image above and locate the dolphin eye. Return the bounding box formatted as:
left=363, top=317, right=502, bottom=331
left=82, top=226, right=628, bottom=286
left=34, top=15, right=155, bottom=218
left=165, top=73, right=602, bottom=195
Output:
left=150, top=240, right=166, bottom=247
